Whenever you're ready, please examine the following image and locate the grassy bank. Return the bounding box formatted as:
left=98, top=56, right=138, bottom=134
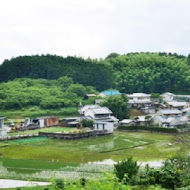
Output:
left=0, top=107, right=78, bottom=119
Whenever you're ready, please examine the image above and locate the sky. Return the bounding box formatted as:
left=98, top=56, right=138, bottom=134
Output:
left=0, top=0, right=190, bottom=64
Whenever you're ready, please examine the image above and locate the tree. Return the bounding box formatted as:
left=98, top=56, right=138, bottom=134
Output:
left=81, top=119, right=94, bottom=128
left=114, top=157, right=139, bottom=183
left=101, top=94, right=130, bottom=120
left=57, top=76, right=73, bottom=90
left=187, top=53, right=190, bottom=65
left=145, top=156, right=190, bottom=189
left=67, top=84, right=86, bottom=97
left=106, top=52, right=120, bottom=59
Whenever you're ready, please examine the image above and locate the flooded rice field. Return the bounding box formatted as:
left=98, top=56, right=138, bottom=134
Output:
left=0, top=131, right=180, bottom=180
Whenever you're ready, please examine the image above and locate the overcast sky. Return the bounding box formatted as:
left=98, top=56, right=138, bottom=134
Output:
left=0, top=0, right=190, bottom=64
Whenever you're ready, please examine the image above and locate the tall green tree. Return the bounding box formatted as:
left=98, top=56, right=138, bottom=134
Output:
left=101, top=94, right=130, bottom=120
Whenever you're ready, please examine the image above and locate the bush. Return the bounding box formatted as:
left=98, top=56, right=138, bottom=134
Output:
left=143, top=156, right=190, bottom=189
left=114, top=157, right=139, bottom=184
left=81, top=119, right=94, bottom=128
left=118, top=126, right=178, bottom=133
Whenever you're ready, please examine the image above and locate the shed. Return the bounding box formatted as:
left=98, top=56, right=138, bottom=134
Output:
left=34, top=116, right=59, bottom=127
left=120, top=119, right=135, bottom=126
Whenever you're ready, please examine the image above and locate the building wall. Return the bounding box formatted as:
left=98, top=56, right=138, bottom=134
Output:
left=44, top=118, right=59, bottom=127
left=93, top=122, right=114, bottom=133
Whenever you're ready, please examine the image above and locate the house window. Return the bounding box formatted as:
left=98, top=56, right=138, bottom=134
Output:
left=103, top=124, right=105, bottom=130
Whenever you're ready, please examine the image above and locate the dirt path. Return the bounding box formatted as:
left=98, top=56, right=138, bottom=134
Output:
left=0, top=179, right=50, bottom=189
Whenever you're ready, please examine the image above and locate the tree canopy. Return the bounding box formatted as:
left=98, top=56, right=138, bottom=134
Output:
left=0, top=52, right=190, bottom=94
left=101, top=94, right=129, bottom=120
left=0, top=77, right=97, bottom=109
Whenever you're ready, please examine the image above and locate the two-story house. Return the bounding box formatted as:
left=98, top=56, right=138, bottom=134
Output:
left=127, top=93, right=155, bottom=114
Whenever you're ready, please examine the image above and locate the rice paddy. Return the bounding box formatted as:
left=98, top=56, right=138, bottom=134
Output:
left=0, top=131, right=181, bottom=180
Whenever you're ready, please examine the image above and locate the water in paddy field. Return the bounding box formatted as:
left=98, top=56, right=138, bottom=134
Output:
left=0, top=132, right=178, bottom=180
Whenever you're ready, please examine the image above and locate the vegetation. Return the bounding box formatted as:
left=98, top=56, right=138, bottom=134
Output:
left=118, top=126, right=178, bottom=133
left=0, top=131, right=180, bottom=180
left=81, top=119, right=94, bottom=128
left=0, top=55, right=111, bottom=91
left=1, top=53, right=190, bottom=94
left=7, top=156, right=190, bottom=189
left=101, top=94, right=130, bottom=120
left=0, top=107, right=78, bottom=119
left=114, top=157, right=139, bottom=183
left=8, top=127, right=75, bottom=136
left=0, top=77, right=97, bottom=110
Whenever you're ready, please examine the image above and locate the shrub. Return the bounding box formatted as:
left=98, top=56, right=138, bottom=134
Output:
left=81, top=119, right=94, bottom=128
left=114, top=157, right=139, bottom=184
left=118, top=126, right=178, bottom=133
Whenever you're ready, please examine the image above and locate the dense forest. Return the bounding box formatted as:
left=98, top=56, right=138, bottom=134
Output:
left=0, top=52, right=190, bottom=94
left=0, top=55, right=112, bottom=91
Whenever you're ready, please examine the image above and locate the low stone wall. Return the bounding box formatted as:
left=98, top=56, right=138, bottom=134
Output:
left=39, top=130, right=112, bottom=140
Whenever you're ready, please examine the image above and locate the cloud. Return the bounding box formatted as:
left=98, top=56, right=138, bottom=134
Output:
left=0, top=0, right=190, bottom=64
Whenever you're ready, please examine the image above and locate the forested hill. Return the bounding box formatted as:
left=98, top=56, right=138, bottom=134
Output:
left=0, top=52, right=190, bottom=94
left=104, top=52, right=190, bottom=94
left=0, top=55, right=112, bottom=91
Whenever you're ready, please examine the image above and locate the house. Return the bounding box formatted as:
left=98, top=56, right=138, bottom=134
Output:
left=165, top=101, right=189, bottom=110
left=162, top=92, right=175, bottom=102
left=120, top=119, right=135, bottom=126
left=84, top=94, right=96, bottom=100
left=24, top=116, right=59, bottom=128
left=99, top=90, right=121, bottom=97
left=127, top=93, right=155, bottom=114
left=157, top=109, right=182, bottom=117
left=93, top=122, right=114, bottom=133
left=154, top=109, right=188, bottom=127
left=79, top=105, right=119, bottom=126
left=78, top=105, right=99, bottom=116
left=59, top=117, right=80, bottom=127
left=134, top=116, right=147, bottom=126
left=0, top=117, right=7, bottom=136
left=154, top=115, right=188, bottom=127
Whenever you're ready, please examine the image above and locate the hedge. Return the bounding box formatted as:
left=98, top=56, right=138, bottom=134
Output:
left=118, top=125, right=178, bottom=133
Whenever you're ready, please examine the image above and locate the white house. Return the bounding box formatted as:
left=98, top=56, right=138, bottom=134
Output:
left=157, top=109, right=182, bottom=117
left=154, top=115, right=188, bottom=127
left=127, top=93, right=155, bottom=114
left=162, top=92, right=175, bottom=102
left=0, top=117, right=7, bottom=136
left=79, top=105, right=119, bottom=126
left=154, top=109, right=188, bottom=127
left=165, top=101, right=189, bottom=110
left=78, top=105, right=100, bottom=115
left=93, top=122, right=114, bottom=133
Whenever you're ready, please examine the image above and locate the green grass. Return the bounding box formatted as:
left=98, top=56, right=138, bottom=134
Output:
left=0, top=131, right=182, bottom=181
left=0, top=107, right=78, bottom=119
left=8, top=127, right=76, bottom=136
